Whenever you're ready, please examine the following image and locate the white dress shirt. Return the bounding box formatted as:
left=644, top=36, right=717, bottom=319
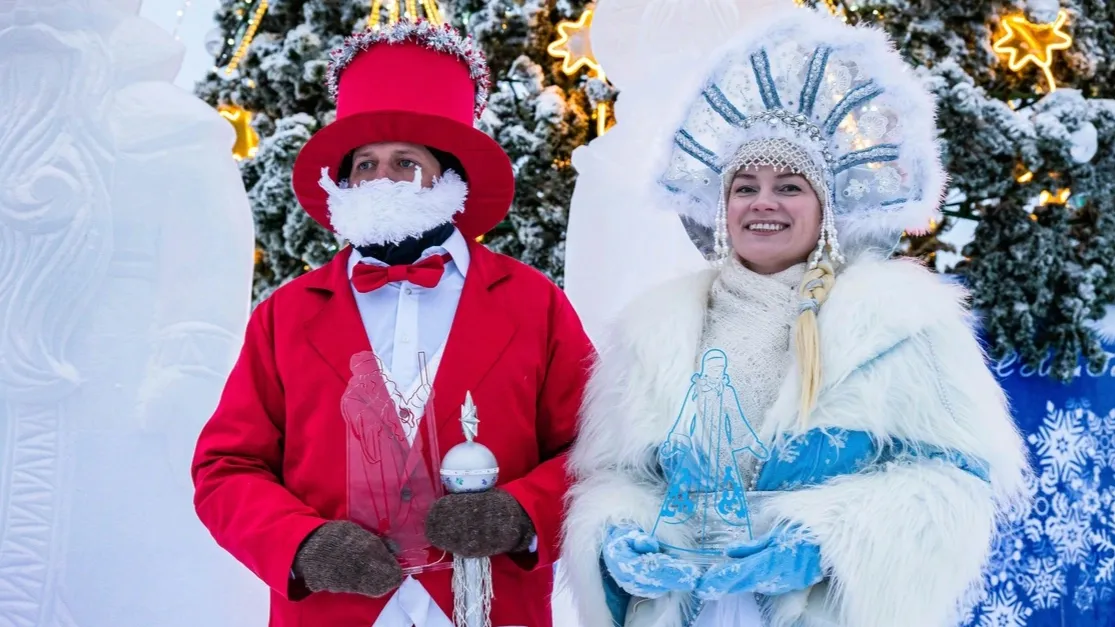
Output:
left=348, top=228, right=470, bottom=392
left=348, top=230, right=468, bottom=627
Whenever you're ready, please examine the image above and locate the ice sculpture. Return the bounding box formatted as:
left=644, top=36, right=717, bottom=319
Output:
left=0, top=1, right=265, bottom=625
left=342, top=351, right=448, bottom=574
left=653, top=349, right=769, bottom=563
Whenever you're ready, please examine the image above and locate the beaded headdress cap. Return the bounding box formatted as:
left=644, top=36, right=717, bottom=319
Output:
left=656, top=8, right=947, bottom=265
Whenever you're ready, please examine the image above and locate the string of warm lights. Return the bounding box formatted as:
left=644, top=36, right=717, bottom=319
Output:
left=370, top=0, right=442, bottom=29
left=212, top=0, right=269, bottom=75
left=1015, top=163, right=1073, bottom=212
left=225, top=0, right=269, bottom=75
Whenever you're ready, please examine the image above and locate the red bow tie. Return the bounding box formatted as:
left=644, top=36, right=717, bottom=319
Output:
left=352, top=253, right=452, bottom=292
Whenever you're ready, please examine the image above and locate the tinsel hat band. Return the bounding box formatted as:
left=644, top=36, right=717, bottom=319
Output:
left=327, top=20, right=492, bottom=118
left=292, top=19, right=513, bottom=239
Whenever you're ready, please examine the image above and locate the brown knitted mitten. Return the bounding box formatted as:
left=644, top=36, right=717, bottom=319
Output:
left=292, top=520, right=403, bottom=598
left=425, top=489, right=536, bottom=558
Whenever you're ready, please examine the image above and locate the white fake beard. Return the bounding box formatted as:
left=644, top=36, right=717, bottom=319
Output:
left=318, top=166, right=469, bottom=247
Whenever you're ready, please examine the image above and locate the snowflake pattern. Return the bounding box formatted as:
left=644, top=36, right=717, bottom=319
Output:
left=1087, top=410, right=1115, bottom=470
left=1029, top=403, right=1094, bottom=482
left=1018, top=557, right=1064, bottom=609
left=966, top=397, right=1115, bottom=626
left=977, top=586, right=1033, bottom=627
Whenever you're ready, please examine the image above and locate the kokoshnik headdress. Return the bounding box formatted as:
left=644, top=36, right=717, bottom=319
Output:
left=655, top=8, right=947, bottom=268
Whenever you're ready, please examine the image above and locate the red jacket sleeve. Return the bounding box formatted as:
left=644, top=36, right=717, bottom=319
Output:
left=501, top=287, right=595, bottom=570
left=191, top=299, right=328, bottom=598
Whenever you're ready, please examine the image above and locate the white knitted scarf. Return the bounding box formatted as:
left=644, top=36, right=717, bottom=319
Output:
left=699, top=256, right=805, bottom=485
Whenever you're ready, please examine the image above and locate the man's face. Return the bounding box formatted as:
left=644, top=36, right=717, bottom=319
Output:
left=348, top=142, right=442, bottom=188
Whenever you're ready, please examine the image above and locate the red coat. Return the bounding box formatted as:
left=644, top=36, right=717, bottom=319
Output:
left=191, top=241, right=593, bottom=626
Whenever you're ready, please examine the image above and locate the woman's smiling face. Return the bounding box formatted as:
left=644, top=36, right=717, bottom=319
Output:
left=726, top=165, right=822, bottom=275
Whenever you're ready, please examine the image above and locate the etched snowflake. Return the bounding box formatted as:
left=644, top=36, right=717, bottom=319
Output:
left=1047, top=499, right=1091, bottom=565
left=1081, top=486, right=1103, bottom=516
left=1028, top=404, right=1092, bottom=482
left=1018, top=556, right=1064, bottom=609
left=1075, top=584, right=1096, bottom=612
left=976, top=586, right=1033, bottom=627
left=1088, top=410, right=1115, bottom=470
left=985, top=525, right=1028, bottom=584
left=1095, top=529, right=1115, bottom=584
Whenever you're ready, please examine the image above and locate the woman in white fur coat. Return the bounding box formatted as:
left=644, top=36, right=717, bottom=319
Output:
left=562, top=9, right=1031, bottom=627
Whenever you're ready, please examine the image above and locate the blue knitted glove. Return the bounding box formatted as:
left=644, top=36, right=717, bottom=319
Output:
left=694, top=525, right=824, bottom=601
left=601, top=524, right=701, bottom=599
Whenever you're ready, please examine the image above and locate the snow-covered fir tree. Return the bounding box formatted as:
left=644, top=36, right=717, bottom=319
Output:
left=802, top=0, right=1115, bottom=380
left=456, top=0, right=596, bottom=282
left=198, top=0, right=1113, bottom=376
left=197, top=0, right=599, bottom=299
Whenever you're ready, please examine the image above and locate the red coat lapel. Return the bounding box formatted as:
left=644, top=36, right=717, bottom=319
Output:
left=429, top=240, right=517, bottom=438
left=302, top=247, right=373, bottom=383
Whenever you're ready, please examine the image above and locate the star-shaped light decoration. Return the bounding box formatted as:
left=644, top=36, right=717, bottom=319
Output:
left=993, top=9, right=1073, bottom=93
left=548, top=7, right=603, bottom=78
left=548, top=7, right=612, bottom=136
left=217, top=104, right=260, bottom=161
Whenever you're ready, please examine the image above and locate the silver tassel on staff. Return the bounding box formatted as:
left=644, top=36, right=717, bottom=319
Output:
left=439, top=392, right=498, bottom=627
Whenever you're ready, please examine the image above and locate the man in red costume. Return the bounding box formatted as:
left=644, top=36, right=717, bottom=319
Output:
left=191, top=20, right=593, bottom=627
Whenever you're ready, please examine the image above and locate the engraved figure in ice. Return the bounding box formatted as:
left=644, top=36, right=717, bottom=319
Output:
left=654, top=349, right=769, bottom=558
left=0, top=1, right=261, bottom=624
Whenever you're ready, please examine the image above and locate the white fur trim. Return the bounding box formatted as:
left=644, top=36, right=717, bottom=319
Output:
left=763, top=257, right=1030, bottom=504
left=757, top=465, right=996, bottom=627
left=318, top=167, right=468, bottom=246
left=563, top=257, right=1031, bottom=627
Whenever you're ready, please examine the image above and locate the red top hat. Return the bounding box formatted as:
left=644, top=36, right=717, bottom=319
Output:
left=292, top=21, right=514, bottom=239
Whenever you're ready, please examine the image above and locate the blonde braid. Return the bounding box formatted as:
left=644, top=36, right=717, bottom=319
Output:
left=795, top=262, right=835, bottom=428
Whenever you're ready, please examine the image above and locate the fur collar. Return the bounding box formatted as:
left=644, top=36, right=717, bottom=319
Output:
left=589, top=255, right=967, bottom=444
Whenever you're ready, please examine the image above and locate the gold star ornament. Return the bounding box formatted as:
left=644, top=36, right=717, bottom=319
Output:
left=547, top=7, right=603, bottom=78
left=217, top=104, right=260, bottom=161
left=993, top=9, right=1073, bottom=92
